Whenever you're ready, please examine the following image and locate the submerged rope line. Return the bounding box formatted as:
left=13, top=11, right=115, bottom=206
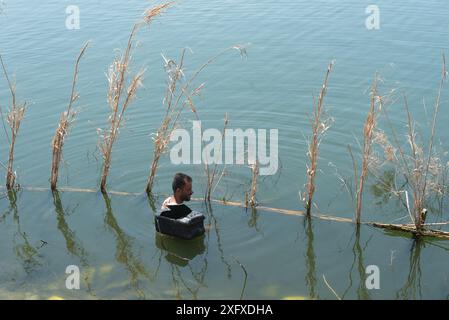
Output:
left=0, top=185, right=355, bottom=224
left=2, top=185, right=449, bottom=238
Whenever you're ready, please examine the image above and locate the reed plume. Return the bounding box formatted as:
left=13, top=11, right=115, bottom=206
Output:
left=50, top=42, right=89, bottom=190
left=99, top=3, right=172, bottom=193
left=145, top=44, right=247, bottom=194
left=146, top=49, right=186, bottom=194
left=350, top=75, right=380, bottom=224
left=303, top=61, right=334, bottom=216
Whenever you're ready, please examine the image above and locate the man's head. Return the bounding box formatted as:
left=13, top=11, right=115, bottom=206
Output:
left=172, top=173, right=193, bottom=202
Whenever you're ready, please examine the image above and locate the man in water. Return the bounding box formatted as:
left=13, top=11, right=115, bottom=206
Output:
left=161, top=173, right=194, bottom=209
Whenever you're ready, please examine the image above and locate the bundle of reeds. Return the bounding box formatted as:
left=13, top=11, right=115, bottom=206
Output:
left=50, top=42, right=89, bottom=190
left=380, top=55, right=447, bottom=232
left=0, top=54, right=26, bottom=190
left=99, top=3, right=172, bottom=193
left=303, top=61, right=334, bottom=216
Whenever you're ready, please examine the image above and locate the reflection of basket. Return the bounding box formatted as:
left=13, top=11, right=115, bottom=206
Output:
left=155, top=206, right=205, bottom=240
left=155, top=233, right=206, bottom=267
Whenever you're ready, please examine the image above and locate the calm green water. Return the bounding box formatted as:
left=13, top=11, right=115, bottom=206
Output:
left=0, top=0, right=449, bottom=299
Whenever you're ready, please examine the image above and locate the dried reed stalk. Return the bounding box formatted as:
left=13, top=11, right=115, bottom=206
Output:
left=185, top=84, right=229, bottom=203
left=0, top=54, right=26, bottom=190
left=184, top=89, right=226, bottom=202
left=50, top=42, right=89, bottom=190
left=304, top=61, right=334, bottom=216
left=145, top=45, right=247, bottom=194
left=248, top=161, right=259, bottom=208
left=146, top=49, right=187, bottom=194
left=354, top=75, right=380, bottom=224
left=414, top=54, right=447, bottom=230
left=99, top=3, right=172, bottom=193
left=204, top=113, right=229, bottom=202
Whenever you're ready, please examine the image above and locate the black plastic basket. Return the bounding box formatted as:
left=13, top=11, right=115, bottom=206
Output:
left=155, top=205, right=205, bottom=240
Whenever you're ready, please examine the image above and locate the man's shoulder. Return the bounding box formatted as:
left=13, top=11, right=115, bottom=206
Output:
left=161, top=196, right=175, bottom=209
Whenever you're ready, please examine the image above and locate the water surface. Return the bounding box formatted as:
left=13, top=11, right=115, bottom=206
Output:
left=0, top=0, right=449, bottom=299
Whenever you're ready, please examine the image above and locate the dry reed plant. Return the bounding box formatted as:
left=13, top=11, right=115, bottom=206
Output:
left=50, top=42, right=89, bottom=190
left=145, top=49, right=187, bottom=194
left=303, top=61, right=334, bottom=216
left=356, top=76, right=380, bottom=223
left=378, top=55, right=448, bottom=233
left=145, top=45, right=247, bottom=194
left=184, top=80, right=229, bottom=202
left=181, top=102, right=231, bottom=202
left=0, top=54, right=26, bottom=190
left=99, top=3, right=172, bottom=193
left=349, top=75, right=380, bottom=224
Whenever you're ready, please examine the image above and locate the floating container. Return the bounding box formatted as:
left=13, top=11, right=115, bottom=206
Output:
left=155, top=204, right=205, bottom=240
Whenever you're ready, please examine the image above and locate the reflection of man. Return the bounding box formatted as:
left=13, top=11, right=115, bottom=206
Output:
left=161, top=173, right=194, bottom=209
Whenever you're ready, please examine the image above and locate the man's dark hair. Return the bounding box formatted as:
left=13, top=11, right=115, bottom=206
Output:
left=172, top=173, right=192, bottom=193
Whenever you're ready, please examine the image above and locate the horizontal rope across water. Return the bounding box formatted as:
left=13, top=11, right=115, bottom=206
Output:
left=2, top=185, right=449, bottom=229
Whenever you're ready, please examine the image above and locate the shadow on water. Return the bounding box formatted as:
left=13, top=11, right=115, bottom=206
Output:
left=153, top=201, right=226, bottom=299
left=143, top=194, right=211, bottom=298
left=330, top=224, right=424, bottom=300
left=7, top=190, right=43, bottom=276
left=150, top=199, right=247, bottom=299
left=395, top=237, right=424, bottom=300
left=52, top=190, right=94, bottom=296
left=151, top=198, right=209, bottom=299
left=203, top=202, right=249, bottom=299
left=246, top=207, right=261, bottom=233
left=155, top=234, right=206, bottom=267
left=342, top=226, right=372, bottom=300
left=204, top=202, right=233, bottom=279
left=102, top=192, right=152, bottom=299
left=146, top=192, right=157, bottom=216
left=156, top=233, right=208, bottom=299
left=0, top=188, right=440, bottom=299
left=303, top=216, right=319, bottom=299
